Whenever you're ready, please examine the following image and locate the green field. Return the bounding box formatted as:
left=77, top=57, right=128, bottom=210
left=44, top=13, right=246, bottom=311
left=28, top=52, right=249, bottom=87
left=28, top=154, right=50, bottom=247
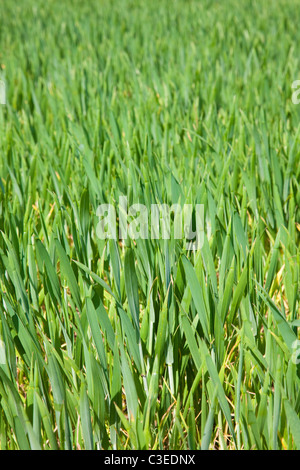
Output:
left=0, top=0, right=299, bottom=450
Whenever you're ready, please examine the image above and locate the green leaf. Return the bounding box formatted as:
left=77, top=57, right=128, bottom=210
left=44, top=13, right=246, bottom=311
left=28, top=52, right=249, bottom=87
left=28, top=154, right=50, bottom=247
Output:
left=80, top=383, right=94, bottom=450
left=284, top=398, right=300, bottom=449
left=124, top=249, right=140, bottom=332
left=181, top=255, right=209, bottom=340
left=55, top=238, right=81, bottom=310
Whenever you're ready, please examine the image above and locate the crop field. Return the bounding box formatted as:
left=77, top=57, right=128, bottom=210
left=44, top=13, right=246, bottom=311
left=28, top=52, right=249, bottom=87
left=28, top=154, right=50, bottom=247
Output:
left=0, top=0, right=299, bottom=451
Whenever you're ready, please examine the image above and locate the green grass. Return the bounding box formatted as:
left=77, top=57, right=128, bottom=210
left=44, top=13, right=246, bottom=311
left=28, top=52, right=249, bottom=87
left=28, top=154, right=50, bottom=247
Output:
left=0, top=0, right=299, bottom=450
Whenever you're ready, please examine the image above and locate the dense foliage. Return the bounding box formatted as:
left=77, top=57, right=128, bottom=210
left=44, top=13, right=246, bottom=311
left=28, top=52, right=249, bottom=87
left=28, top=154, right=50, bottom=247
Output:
left=0, top=0, right=299, bottom=450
